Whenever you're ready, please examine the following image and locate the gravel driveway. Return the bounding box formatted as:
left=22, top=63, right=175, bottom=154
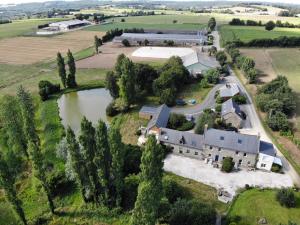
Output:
left=164, top=154, right=294, bottom=197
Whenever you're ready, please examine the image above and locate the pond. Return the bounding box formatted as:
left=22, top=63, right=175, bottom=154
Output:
left=57, top=88, right=112, bottom=134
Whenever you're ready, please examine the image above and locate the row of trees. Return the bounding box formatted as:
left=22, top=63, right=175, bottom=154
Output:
left=225, top=43, right=258, bottom=83
left=0, top=87, right=58, bottom=224
left=231, top=36, right=300, bottom=48
left=105, top=54, right=189, bottom=111
left=229, top=18, right=299, bottom=29
left=57, top=50, right=77, bottom=89
left=256, top=76, right=295, bottom=132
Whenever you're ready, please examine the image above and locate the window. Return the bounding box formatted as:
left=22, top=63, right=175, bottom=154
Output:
left=179, top=150, right=183, bottom=154
left=218, top=147, right=221, bottom=151
left=247, top=161, right=251, bottom=165
left=244, top=153, right=247, bottom=157
left=208, top=154, right=211, bottom=157
left=186, top=149, right=190, bottom=153
left=238, top=139, right=242, bottom=144
left=236, top=151, right=239, bottom=155
left=220, top=136, right=224, bottom=140
left=238, top=159, right=242, bottom=165
left=195, top=151, right=198, bottom=155
left=261, top=163, right=266, bottom=168
left=210, top=146, right=213, bottom=150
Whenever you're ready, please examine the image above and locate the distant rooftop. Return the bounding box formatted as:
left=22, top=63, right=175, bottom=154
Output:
left=220, top=83, right=240, bottom=98
left=146, top=104, right=171, bottom=130
left=49, top=19, right=91, bottom=27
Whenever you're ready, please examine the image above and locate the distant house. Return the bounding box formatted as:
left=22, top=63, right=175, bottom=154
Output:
left=159, top=127, right=260, bottom=168
left=221, top=99, right=243, bottom=128
left=219, top=83, right=240, bottom=100
left=256, top=141, right=282, bottom=171
left=139, top=104, right=171, bottom=135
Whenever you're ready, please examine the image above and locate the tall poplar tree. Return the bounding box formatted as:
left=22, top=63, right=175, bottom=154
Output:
left=66, top=50, right=77, bottom=88
left=94, top=35, right=102, bottom=54
left=17, top=86, right=55, bottom=214
left=130, top=135, right=164, bottom=225
left=56, top=52, right=67, bottom=88
left=0, top=152, right=27, bottom=225
left=0, top=95, right=28, bottom=157
left=79, top=117, right=102, bottom=203
left=108, top=126, right=125, bottom=207
left=66, top=127, right=92, bottom=203
left=94, top=120, right=111, bottom=205
left=117, top=56, right=136, bottom=106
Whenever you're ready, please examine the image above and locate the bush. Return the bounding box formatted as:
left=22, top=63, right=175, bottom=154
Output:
left=168, top=113, right=195, bottom=131
left=221, top=157, right=234, bottom=173
left=276, top=188, right=296, bottom=208
left=167, top=199, right=216, bottom=225
left=38, top=80, right=60, bottom=101
left=205, top=69, right=220, bottom=84
left=195, top=109, right=216, bottom=134
left=271, top=163, right=282, bottom=173
left=267, top=111, right=290, bottom=132
left=106, top=102, right=118, bottom=117
left=265, top=20, right=276, bottom=31
left=232, top=95, right=247, bottom=104
left=215, top=104, right=222, bottom=113
left=216, top=51, right=227, bottom=66
left=163, top=177, right=186, bottom=204
left=122, top=39, right=130, bottom=47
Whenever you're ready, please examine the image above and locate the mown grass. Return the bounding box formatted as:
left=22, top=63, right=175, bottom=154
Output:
left=0, top=18, right=66, bottom=39
left=220, top=25, right=300, bottom=45
left=227, top=188, right=300, bottom=225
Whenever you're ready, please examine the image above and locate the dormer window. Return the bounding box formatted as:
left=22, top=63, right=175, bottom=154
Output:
left=220, top=136, right=224, bottom=140
left=238, top=139, right=242, bottom=144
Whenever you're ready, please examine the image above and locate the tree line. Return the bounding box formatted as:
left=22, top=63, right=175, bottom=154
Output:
left=229, top=18, right=300, bottom=29
left=225, top=43, right=258, bottom=83
left=256, top=76, right=295, bottom=133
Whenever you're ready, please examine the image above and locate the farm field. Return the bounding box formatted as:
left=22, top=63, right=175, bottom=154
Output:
left=0, top=18, right=66, bottom=39
left=240, top=48, right=300, bottom=124
left=220, top=25, right=300, bottom=45
left=0, top=30, right=102, bottom=65
left=227, top=189, right=300, bottom=225
left=85, top=15, right=209, bottom=31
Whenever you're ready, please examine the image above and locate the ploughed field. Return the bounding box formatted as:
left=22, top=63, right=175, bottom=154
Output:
left=220, top=25, right=300, bottom=45
left=0, top=30, right=103, bottom=65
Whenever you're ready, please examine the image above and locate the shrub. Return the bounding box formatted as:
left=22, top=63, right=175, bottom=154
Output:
left=267, top=111, right=290, bottom=132
left=271, top=163, right=282, bottom=173
left=215, top=104, right=222, bottom=113
left=205, top=69, right=220, bottom=84
left=221, top=157, right=234, bottom=173
left=195, top=109, right=216, bottom=134
left=38, top=80, right=60, bottom=101
left=265, top=20, right=276, bottom=31
left=163, top=177, right=186, bottom=204
left=276, top=188, right=296, bottom=208
left=177, top=121, right=194, bottom=131
left=216, top=51, right=227, bottom=66
left=106, top=102, right=118, bottom=117
left=167, top=199, right=216, bottom=225
left=122, top=39, right=130, bottom=47
left=232, top=95, right=247, bottom=104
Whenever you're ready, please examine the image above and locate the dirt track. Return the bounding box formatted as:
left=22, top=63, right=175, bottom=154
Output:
left=0, top=30, right=103, bottom=65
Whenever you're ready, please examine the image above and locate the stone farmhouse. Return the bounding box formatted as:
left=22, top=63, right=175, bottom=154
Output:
left=139, top=104, right=282, bottom=170
left=221, top=99, right=243, bottom=128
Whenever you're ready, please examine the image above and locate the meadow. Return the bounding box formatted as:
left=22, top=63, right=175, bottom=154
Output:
left=0, top=18, right=66, bottom=39
left=227, top=188, right=300, bottom=225
left=220, top=25, right=300, bottom=45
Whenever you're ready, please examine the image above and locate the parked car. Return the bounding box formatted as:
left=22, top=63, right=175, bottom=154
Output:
left=176, top=99, right=186, bottom=106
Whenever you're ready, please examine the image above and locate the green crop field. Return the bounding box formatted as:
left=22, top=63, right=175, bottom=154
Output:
left=227, top=189, right=300, bottom=225
left=85, top=15, right=209, bottom=31
left=220, top=25, right=300, bottom=45
left=0, top=18, right=66, bottom=39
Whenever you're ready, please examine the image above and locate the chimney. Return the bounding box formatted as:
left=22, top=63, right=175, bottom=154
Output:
left=204, top=124, right=208, bottom=134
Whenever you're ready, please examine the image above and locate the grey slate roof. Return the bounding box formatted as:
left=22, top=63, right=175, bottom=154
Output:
left=139, top=106, right=158, bottom=116
left=159, top=128, right=204, bottom=150
left=221, top=99, right=242, bottom=117
left=219, top=83, right=240, bottom=98
left=147, top=104, right=170, bottom=130
left=259, top=141, right=276, bottom=156
left=204, top=129, right=259, bottom=154
left=114, top=32, right=207, bottom=44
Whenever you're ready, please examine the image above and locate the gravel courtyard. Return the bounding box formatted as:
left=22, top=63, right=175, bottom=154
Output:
left=164, top=154, right=294, bottom=197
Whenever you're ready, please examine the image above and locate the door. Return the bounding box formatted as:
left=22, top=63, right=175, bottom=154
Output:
left=215, top=155, right=219, bottom=162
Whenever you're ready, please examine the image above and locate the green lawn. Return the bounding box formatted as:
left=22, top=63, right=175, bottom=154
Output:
left=220, top=25, right=300, bottom=45
left=0, top=18, right=65, bottom=39
left=227, top=189, right=300, bottom=225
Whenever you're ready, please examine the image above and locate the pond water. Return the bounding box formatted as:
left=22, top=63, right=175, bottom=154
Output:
left=57, top=88, right=112, bottom=134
